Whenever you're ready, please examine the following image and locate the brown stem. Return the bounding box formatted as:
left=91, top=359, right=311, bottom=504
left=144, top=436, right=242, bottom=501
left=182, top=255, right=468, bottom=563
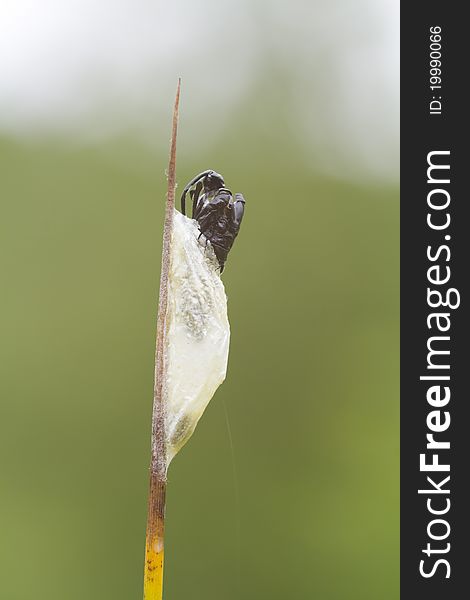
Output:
left=143, top=78, right=181, bottom=600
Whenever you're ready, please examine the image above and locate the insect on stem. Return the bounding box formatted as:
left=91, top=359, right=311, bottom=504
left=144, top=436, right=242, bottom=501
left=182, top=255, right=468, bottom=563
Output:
left=143, top=78, right=181, bottom=600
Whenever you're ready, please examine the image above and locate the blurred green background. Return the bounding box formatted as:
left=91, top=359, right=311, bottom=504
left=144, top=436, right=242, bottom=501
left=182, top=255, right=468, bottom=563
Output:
left=0, top=1, right=398, bottom=598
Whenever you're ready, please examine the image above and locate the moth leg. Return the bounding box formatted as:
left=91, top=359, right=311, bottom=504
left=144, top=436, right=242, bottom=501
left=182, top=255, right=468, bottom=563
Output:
left=197, top=231, right=208, bottom=246
left=181, top=170, right=214, bottom=215
left=191, top=181, right=203, bottom=219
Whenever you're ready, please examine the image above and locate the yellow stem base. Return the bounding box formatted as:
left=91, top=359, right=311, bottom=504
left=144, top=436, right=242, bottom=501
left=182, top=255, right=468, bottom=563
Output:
left=143, top=474, right=166, bottom=600
left=144, top=537, right=164, bottom=600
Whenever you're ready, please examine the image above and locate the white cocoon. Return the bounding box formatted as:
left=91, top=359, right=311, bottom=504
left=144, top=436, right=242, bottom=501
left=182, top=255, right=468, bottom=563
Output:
left=164, top=210, right=230, bottom=465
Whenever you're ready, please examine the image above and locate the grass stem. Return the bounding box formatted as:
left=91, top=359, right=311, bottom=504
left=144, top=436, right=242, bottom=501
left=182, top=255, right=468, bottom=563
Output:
left=143, top=78, right=181, bottom=600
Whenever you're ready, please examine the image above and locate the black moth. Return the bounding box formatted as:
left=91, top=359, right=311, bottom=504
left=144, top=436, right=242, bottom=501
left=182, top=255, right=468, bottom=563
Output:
left=180, top=170, right=245, bottom=272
